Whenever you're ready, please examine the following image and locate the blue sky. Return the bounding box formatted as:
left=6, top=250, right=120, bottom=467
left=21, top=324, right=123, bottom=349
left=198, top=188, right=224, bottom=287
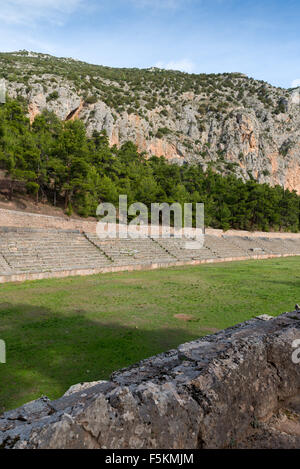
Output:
left=0, top=0, right=299, bottom=88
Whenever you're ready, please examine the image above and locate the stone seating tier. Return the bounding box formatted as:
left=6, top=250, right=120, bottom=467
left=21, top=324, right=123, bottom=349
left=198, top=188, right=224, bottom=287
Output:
left=0, top=227, right=299, bottom=278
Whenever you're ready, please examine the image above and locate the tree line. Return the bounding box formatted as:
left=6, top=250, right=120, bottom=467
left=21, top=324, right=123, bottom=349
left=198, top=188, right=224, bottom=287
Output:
left=0, top=99, right=299, bottom=232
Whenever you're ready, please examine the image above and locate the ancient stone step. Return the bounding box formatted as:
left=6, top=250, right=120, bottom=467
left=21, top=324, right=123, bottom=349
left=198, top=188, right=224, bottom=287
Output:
left=0, top=227, right=300, bottom=278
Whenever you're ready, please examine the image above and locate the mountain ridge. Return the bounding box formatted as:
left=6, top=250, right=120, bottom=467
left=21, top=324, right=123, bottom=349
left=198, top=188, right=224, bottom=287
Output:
left=1, top=50, right=300, bottom=194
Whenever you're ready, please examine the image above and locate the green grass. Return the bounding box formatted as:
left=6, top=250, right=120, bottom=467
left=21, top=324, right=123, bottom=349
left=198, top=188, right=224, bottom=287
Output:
left=0, top=257, right=299, bottom=412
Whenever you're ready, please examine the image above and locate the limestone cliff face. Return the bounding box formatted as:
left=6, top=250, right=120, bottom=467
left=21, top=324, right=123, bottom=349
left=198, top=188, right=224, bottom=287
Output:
left=3, top=52, right=300, bottom=193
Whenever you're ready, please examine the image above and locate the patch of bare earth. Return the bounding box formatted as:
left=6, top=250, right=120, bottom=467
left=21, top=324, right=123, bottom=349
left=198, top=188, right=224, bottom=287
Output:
left=174, top=314, right=194, bottom=321
left=0, top=192, right=95, bottom=221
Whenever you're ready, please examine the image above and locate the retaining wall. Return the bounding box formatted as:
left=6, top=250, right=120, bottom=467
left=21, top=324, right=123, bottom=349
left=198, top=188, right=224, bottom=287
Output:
left=1, top=208, right=300, bottom=238
left=0, top=208, right=97, bottom=233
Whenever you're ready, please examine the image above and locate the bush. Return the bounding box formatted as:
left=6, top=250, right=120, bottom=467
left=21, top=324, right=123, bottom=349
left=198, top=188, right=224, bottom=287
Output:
left=85, top=95, right=98, bottom=104
left=46, top=91, right=59, bottom=102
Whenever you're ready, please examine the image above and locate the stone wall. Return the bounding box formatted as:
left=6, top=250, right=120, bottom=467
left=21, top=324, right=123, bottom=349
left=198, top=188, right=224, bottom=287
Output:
left=0, top=208, right=97, bottom=233
left=1, top=309, right=300, bottom=449
left=1, top=208, right=300, bottom=239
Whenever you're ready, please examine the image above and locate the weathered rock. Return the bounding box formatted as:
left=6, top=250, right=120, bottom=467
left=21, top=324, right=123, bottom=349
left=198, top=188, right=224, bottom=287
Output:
left=63, top=381, right=107, bottom=397
left=1, top=309, right=300, bottom=449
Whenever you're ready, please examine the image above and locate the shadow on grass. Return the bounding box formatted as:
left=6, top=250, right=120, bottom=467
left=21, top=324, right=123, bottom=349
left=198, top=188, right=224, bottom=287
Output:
left=0, top=303, right=197, bottom=413
left=263, top=279, right=300, bottom=288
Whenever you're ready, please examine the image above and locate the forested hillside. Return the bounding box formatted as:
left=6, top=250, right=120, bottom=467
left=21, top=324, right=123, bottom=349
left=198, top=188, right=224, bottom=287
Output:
left=1, top=51, right=300, bottom=195
left=0, top=99, right=299, bottom=232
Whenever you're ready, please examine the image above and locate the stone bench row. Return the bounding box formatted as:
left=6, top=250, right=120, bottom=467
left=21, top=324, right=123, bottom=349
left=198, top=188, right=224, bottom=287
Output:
left=0, top=228, right=300, bottom=276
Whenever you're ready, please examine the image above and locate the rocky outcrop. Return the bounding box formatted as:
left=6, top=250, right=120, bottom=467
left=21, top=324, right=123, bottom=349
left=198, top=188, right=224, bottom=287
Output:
left=1, top=309, right=300, bottom=449
left=2, top=52, right=300, bottom=193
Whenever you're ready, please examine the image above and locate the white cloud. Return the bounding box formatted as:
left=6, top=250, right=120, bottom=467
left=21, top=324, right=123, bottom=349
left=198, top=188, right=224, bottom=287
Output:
left=0, top=0, right=83, bottom=25
left=291, top=78, right=300, bottom=88
left=155, top=59, right=196, bottom=73
left=130, top=0, right=186, bottom=8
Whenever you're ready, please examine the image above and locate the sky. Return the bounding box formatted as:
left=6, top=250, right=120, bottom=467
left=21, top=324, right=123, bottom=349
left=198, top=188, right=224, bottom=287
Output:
left=0, top=0, right=299, bottom=89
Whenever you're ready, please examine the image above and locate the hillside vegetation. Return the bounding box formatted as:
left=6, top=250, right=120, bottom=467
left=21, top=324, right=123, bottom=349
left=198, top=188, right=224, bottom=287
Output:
left=0, top=99, right=299, bottom=231
left=1, top=51, right=300, bottom=195
left=1, top=50, right=287, bottom=114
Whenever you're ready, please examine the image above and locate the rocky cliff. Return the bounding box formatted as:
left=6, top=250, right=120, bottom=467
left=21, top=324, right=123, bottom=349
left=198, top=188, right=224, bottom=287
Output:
left=1, top=51, right=300, bottom=193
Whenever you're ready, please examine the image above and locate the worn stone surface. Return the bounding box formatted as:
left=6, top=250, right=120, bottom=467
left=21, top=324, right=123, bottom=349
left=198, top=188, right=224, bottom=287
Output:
left=2, top=208, right=300, bottom=239
left=237, top=394, right=300, bottom=448
left=63, top=381, right=107, bottom=397
left=1, top=309, right=300, bottom=449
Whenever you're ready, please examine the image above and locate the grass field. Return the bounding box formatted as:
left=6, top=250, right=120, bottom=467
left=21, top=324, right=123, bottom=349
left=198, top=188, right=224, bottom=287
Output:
left=0, top=257, right=299, bottom=412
